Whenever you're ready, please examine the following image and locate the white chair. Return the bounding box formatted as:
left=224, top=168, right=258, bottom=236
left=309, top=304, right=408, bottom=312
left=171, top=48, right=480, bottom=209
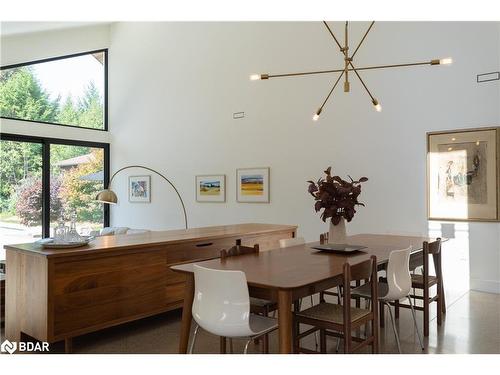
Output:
left=190, top=264, right=278, bottom=354
left=351, top=246, right=424, bottom=353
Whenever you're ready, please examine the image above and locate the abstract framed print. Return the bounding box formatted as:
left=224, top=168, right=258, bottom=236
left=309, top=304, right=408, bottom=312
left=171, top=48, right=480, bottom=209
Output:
left=129, top=175, right=151, bottom=203
left=427, top=127, right=500, bottom=221
left=196, top=175, right=226, bottom=202
left=236, top=167, right=270, bottom=203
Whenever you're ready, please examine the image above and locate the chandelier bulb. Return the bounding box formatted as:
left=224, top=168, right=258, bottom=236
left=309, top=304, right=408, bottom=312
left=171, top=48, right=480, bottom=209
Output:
left=439, top=57, right=453, bottom=65
left=372, top=99, right=382, bottom=112
left=313, top=108, right=322, bottom=121
left=249, top=74, right=269, bottom=81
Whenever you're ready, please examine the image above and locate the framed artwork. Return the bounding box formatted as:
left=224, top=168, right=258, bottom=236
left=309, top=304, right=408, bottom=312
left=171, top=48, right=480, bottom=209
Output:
left=236, top=167, right=270, bottom=203
left=196, top=175, right=226, bottom=202
left=129, top=175, right=151, bottom=203
left=427, top=127, right=500, bottom=221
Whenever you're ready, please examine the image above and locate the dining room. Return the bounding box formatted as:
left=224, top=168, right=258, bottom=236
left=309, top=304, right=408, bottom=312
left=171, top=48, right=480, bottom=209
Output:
left=1, top=1, right=500, bottom=374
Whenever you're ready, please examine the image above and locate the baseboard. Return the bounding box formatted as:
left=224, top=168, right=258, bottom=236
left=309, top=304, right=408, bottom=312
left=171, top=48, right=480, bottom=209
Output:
left=470, top=278, right=500, bottom=294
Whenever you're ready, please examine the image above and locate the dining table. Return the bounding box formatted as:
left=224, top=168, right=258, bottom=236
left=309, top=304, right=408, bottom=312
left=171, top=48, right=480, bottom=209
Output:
left=171, top=233, right=442, bottom=354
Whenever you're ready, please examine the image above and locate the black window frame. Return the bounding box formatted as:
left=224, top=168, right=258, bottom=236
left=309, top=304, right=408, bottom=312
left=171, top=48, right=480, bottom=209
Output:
left=0, top=132, right=110, bottom=238
left=0, top=48, right=109, bottom=132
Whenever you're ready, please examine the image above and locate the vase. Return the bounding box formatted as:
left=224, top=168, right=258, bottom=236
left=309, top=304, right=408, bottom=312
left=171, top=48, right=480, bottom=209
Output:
left=328, top=217, right=347, bottom=244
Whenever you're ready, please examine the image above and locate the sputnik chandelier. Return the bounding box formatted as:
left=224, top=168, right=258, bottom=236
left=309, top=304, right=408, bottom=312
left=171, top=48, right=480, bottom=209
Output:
left=250, top=21, right=452, bottom=121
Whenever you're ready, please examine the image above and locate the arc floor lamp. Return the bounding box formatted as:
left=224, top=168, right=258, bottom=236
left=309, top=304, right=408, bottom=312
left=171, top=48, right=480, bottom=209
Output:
left=95, top=165, right=188, bottom=229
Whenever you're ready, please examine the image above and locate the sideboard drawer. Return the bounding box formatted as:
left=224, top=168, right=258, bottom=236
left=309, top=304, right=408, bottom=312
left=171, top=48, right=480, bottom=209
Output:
left=166, top=236, right=240, bottom=264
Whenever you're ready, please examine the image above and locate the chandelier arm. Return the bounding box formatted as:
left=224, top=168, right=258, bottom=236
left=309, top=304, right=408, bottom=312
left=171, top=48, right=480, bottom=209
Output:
left=268, top=68, right=345, bottom=79
left=354, top=60, right=434, bottom=71
left=262, top=60, right=436, bottom=80
left=322, top=21, right=343, bottom=51
left=344, top=21, right=349, bottom=91
left=350, top=21, right=375, bottom=60
left=318, top=71, right=345, bottom=111
left=350, top=62, right=376, bottom=102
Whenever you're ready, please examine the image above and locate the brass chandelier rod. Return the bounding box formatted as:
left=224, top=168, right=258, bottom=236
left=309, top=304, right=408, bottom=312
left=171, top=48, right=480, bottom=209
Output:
left=323, top=21, right=343, bottom=51
left=249, top=21, right=453, bottom=121
left=349, top=61, right=381, bottom=111
left=258, top=60, right=447, bottom=80
left=313, top=71, right=345, bottom=121
left=350, top=21, right=375, bottom=60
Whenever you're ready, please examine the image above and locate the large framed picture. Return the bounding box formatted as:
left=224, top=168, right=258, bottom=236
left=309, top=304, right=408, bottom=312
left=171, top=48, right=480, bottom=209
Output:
left=196, top=175, right=226, bottom=202
left=236, top=167, right=270, bottom=203
left=129, top=175, right=151, bottom=203
left=427, top=127, right=500, bottom=221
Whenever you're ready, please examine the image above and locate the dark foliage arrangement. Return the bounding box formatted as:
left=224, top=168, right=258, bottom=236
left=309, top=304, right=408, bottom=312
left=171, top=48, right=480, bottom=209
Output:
left=15, top=177, right=63, bottom=226
left=307, top=167, right=368, bottom=225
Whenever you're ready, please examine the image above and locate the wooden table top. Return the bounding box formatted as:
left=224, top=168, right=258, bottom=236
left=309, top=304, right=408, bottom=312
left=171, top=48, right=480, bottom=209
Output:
left=171, top=234, right=441, bottom=290
left=3, top=223, right=297, bottom=258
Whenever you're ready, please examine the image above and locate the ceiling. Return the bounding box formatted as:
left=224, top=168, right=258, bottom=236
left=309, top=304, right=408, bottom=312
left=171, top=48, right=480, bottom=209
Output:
left=0, top=22, right=110, bottom=37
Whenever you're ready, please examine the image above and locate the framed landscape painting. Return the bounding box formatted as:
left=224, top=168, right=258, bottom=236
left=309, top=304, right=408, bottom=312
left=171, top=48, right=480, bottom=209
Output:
left=236, top=167, right=270, bottom=203
left=427, top=127, right=500, bottom=221
left=129, top=175, right=151, bottom=203
left=196, top=175, right=226, bottom=202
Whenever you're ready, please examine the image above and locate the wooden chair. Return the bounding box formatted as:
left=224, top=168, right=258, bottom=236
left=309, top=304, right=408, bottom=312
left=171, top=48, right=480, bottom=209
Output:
left=384, top=238, right=444, bottom=337
left=219, top=242, right=277, bottom=353
left=293, top=256, right=379, bottom=354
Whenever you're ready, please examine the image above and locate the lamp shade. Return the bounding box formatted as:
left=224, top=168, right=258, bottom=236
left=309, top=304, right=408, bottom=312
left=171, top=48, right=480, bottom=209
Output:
left=95, top=189, right=118, bottom=204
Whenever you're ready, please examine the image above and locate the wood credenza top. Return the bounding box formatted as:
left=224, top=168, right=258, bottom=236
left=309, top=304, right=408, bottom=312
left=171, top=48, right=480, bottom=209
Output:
left=3, top=223, right=297, bottom=258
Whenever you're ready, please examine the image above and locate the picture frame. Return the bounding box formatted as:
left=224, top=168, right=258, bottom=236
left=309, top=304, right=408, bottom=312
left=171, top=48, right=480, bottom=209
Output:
left=129, top=175, right=151, bottom=203
left=196, top=174, right=226, bottom=202
left=427, top=127, right=500, bottom=222
left=236, top=167, right=270, bottom=203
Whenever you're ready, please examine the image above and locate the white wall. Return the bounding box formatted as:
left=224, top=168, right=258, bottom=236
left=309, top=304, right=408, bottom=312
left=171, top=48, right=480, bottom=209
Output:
left=108, top=22, right=500, bottom=293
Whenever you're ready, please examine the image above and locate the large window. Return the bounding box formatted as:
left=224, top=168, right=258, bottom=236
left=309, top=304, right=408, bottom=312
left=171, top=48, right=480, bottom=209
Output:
left=0, top=49, right=107, bottom=130
left=0, top=134, right=109, bottom=259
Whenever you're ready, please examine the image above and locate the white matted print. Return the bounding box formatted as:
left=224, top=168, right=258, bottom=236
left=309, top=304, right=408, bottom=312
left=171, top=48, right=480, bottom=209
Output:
left=237, top=167, right=270, bottom=203
left=427, top=127, right=499, bottom=221
left=196, top=175, right=226, bottom=202
left=129, top=175, right=151, bottom=203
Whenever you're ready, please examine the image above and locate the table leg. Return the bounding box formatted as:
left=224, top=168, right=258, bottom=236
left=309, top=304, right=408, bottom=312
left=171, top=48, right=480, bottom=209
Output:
left=278, top=289, right=293, bottom=354
left=65, top=338, right=73, bottom=354
left=179, top=274, right=195, bottom=354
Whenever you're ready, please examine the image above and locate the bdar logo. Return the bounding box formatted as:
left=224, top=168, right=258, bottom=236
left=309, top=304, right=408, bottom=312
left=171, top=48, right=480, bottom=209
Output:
left=1, top=339, right=17, bottom=354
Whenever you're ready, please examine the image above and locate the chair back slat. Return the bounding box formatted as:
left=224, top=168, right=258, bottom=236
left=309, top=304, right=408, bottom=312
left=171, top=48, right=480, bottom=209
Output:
left=409, top=251, right=424, bottom=271
left=348, top=257, right=374, bottom=282
left=426, top=238, right=442, bottom=255
left=220, top=244, right=259, bottom=260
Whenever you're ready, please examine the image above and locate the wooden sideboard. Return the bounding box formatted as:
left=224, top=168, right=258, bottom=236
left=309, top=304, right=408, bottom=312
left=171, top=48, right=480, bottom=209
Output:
left=4, top=223, right=296, bottom=352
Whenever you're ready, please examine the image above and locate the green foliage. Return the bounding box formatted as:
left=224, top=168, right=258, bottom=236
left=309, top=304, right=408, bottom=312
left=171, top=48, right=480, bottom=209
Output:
left=59, top=149, right=104, bottom=223
left=0, top=141, right=42, bottom=212
left=14, top=176, right=63, bottom=226
left=0, top=68, right=105, bottom=226
left=0, top=67, right=59, bottom=122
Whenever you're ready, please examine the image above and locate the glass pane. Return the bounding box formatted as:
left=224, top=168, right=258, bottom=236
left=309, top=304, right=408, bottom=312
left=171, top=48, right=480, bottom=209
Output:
left=50, top=144, right=105, bottom=236
left=0, top=51, right=105, bottom=130
left=0, top=140, right=43, bottom=260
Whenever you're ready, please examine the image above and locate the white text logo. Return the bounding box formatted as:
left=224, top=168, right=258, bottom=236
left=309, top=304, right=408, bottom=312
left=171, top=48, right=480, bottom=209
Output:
left=1, top=340, right=50, bottom=354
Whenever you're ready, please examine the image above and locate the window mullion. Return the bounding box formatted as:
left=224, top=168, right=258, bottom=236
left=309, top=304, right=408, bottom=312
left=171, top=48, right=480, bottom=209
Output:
left=42, top=141, right=51, bottom=238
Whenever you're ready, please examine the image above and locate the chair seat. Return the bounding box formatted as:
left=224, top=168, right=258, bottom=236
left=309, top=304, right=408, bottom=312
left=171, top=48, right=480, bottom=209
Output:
left=248, top=314, right=278, bottom=337
left=295, top=302, right=371, bottom=325
left=250, top=297, right=275, bottom=307
left=351, top=282, right=389, bottom=300
left=411, top=274, right=438, bottom=288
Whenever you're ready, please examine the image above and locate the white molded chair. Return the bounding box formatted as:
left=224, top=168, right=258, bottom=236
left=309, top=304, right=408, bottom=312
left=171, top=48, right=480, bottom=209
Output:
left=190, top=264, right=278, bottom=354
left=351, top=246, right=424, bottom=353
